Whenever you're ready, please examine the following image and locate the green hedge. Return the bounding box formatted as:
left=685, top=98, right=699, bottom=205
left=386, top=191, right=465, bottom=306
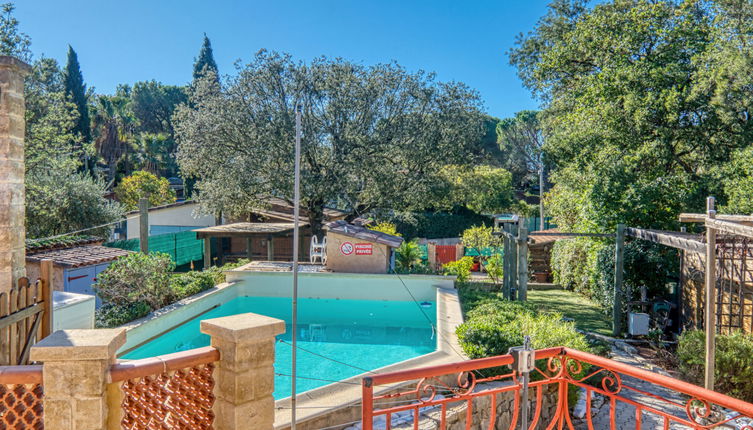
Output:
left=456, top=289, right=590, bottom=359
left=390, top=210, right=492, bottom=239
left=677, top=330, right=753, bottom=402
left=551, top=238, right=677, bottom=313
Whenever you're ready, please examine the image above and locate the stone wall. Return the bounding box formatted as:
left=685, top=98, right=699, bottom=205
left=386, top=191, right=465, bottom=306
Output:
left=0, top=56, right=31, bottom=293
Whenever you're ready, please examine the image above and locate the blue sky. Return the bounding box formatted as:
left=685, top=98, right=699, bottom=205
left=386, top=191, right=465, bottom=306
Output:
left=17, top=0, right=550, bottom=119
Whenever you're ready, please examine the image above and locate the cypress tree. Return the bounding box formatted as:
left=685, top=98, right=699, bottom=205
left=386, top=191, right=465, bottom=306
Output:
left=192, top=34, right=219, bottom=82
left=63, top=45, right=90, bottom=142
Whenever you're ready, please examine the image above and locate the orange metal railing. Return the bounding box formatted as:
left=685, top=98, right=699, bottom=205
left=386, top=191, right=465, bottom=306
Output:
left=362, top=347, right=753, bottom=430
left=110, top=346, right=219, bottom=430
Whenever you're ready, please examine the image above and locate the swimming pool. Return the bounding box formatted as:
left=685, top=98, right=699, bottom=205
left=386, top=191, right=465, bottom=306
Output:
left=122, top=296, right=437, bottom=399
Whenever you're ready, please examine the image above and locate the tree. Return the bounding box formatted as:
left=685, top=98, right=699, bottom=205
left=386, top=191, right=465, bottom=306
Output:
left=497, top=111, right=545, bottom=226
left=440, top=165, right=514, bottom=214
left=508, top=0, right=747, bottom=231
left=175, top=51, right=484, bottom=234
left=63, top=46, right=91, bottom=143
left=114, top=170, right=176, bottom=210
left=192, top=34, right=218, bottom=82
left=26, top=169, right=124, bottom=238
left=91, top=94, right=134, bottom=182
left=130, top=81, right=187, bottom=136
left=0, top=3, right=30, bottom=62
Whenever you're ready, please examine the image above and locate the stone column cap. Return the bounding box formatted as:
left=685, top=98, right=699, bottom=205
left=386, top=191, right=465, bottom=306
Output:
left=201, top=313, right=285, bottom=343
left=0, top=56, right=31, bottom=75
left=30, top=328, right=126, bottom=362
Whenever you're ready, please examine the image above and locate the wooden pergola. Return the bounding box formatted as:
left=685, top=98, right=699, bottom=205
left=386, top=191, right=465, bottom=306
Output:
left=194, top=222, right=307, bottom=267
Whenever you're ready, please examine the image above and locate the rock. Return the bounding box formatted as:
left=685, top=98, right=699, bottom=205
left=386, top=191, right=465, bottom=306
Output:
left=614, top=341, right=638, bottom=355
left=573, top=388, right=591, bottom=419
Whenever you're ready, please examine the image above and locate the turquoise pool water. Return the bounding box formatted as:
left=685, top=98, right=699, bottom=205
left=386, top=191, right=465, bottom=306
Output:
left=122, top=296, right=436, bottom=399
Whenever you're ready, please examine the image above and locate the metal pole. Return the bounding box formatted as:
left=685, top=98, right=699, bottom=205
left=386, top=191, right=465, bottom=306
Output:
left=613, top=223, right=625, bottom=337
left=291, top=104, right=302, bottom=429
left=138, top=198, right=149, bottom=253
left=704, top=197, right=717, bottom=390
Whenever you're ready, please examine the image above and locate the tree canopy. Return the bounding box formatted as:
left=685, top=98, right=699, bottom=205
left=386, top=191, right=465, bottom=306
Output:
left=192, top=34, right=218, bottom=82
left=114, top=170, right=176, bottom=211
left=175, top=51, right=485, bottom=232
left=63, top=45, right=90, bottom=142
left=510, top=0, right=753, bottom=231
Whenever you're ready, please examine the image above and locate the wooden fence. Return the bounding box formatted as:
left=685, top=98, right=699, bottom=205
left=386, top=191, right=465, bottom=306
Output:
left=0, top=260, right=53, bottom=365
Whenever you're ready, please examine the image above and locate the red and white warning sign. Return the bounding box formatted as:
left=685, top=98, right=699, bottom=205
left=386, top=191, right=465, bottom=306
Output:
left=355, top=243, right=373, bottom=255
left=340, top=242, right=354, bottom=255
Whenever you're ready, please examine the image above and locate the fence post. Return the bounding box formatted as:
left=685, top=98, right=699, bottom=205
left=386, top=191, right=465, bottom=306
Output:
left=201, top=313, right=285, bottom=430
left=704, top=197, right=717, bottom=390
left=31, top=328, right=126, bottom=430
left=138, top=198, right=149, bottom=254
left=509, top=223, right=518, bottom=300
left=613, top=224, right=625, bottom=337
left=502, top=225, right=510, bottom=298
left=40, top=259, right=53, bottom=339
left=517, top=220, right=528, bottom=301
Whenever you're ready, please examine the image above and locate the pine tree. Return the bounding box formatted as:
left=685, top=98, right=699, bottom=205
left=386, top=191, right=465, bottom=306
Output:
left=192, top=34, right=218, bottom=82
left=63, top=45, right=90, bottom=142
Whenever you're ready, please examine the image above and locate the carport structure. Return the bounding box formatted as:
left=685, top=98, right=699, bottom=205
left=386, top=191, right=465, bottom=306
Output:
left=194, top=222, right=306, bottom=267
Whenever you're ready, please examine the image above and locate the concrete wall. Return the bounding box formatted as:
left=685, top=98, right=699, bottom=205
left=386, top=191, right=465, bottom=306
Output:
left=126, top=202, right=215, bottom=239
left=0, top=57, right=30, bottom=293
left=325, top=232, right=391, bottom=274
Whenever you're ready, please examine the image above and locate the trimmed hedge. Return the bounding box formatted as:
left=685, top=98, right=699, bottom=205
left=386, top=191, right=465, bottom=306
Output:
left=390, top=209, right=492, bottom=239
left=551, top=238, right=677, bottom=313
left=456, top=289, right=591, bottom=359
left=677, top=330, right=753, bottom=402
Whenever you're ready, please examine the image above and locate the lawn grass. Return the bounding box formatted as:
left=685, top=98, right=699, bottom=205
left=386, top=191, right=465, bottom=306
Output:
left=527, top=288, right=613, bottom=336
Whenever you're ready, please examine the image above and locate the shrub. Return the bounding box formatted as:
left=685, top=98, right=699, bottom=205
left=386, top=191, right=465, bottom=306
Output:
left=170, top=267, right=224, bottom=300
left=94, top=252, right=175, bottom=310
left=677, top=330, right=753, bottom=402
left=370, top=222, right=402, bottom=237
left=389, top=209, right=492, bottom=239
left=484, top=253, right=503, bottom=285
left=443, top=256, right=474, bottom=282
left=395, top=240, right=423, bottom=271
left=95, top=301, right=151, bottom=328
left=114, top=170, right=176, bottom=211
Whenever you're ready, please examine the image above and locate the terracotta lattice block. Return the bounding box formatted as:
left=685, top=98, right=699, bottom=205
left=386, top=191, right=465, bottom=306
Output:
left=120, top=363, right=215, bottom=430
left=0, top=384, right=44, bottom=429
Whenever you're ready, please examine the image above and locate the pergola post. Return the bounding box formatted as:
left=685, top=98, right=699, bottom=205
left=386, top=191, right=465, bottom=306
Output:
left=517, top=220, right=528, bottom=301
left=267, top=234, right=274, bottom=261
left=203, top=238, right=211, bottom=269
left=246, top=238, right=253, bottom=260
left=613, top=223, right=625, bottom=337
left=704, top=197, right=717, bottom=390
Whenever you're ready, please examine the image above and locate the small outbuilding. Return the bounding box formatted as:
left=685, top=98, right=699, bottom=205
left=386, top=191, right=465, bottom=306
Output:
left=26, top=241, right=132, bottom=298
left=325, top=221, right=403, bottom=274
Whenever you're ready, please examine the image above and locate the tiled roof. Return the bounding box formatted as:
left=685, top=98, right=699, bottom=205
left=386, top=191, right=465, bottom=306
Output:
left=194, top=222, right=306, bottom=238
left=325, top=220, right=404, bottom=248
left=25, top=236, right=103, bottom=253
left=26, top=245, right=132, bottom=268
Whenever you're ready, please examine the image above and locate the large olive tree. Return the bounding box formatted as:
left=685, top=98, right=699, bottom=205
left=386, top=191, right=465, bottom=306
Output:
left=175, top=51, right=485, bottom=233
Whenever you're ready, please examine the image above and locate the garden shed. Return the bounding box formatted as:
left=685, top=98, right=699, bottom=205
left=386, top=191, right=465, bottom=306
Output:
left=325, top=220, right=403, bottom=274
left=25, top=243, right=132, bottom=298
left=194, top=222, right=305, bottom=266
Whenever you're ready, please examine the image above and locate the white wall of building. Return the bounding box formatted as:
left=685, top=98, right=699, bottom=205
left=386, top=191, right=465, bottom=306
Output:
left=126, top=202, right=216, bottom=239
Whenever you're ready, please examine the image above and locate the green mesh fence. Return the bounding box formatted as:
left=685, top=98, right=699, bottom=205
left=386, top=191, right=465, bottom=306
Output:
left=104, top=230, right=204, bottom=266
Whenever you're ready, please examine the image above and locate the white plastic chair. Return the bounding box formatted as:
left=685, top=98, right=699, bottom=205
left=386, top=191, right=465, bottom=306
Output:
left=310, top=235, right=327, bottom=264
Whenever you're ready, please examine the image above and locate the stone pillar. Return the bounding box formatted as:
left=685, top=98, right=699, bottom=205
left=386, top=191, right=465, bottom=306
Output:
left=30, top=329, right=126, bottom=430
left=0, top=56, right=31, bottom=292
left=427, top=242, right=437, bottom=270
left=201, top=313, right=285, bottom=430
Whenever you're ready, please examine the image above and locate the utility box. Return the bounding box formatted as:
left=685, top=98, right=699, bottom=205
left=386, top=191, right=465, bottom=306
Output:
left=628, top=312, right=650, bottom=336
left=53, top=291, right=95, bottom=331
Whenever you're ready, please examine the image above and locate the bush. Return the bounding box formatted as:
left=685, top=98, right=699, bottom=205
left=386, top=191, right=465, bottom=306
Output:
left=443, top=256, right=474, bottom=282
left=170, top=267, right=224, bottom=300
left=96, top=301, right=151, bottom=328
left=389, top=209, right=492, bottom=239
left=369, top=222, right=401, bottom=237
left=551, top=237, right=677, bottom=314
left=677, top=330, right=753, bottom=402
left=484, top=253, right=503, bottom=285
left=94, top=252, right=175, bottom=310
left=395, top=240, right=423, bottom=271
